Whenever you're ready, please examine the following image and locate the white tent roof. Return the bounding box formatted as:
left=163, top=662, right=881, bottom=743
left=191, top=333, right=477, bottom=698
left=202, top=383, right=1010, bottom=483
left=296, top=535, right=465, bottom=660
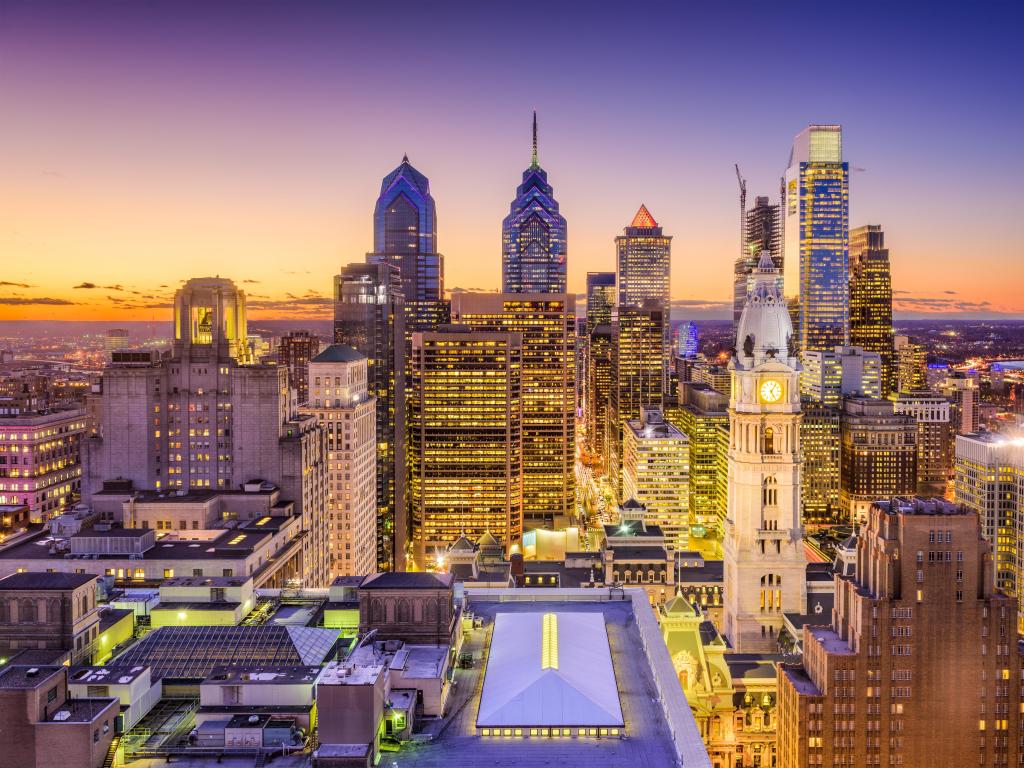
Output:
left=476, top=612, right=624, bottom=728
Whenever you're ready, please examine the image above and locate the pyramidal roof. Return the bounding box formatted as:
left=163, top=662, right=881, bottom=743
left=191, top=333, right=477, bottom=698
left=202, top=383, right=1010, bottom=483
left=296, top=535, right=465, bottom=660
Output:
left=380, top=155, right=431, bottom=199
left=630, top=204, right=658, bottom=228
left=311, top=344, right=364, bottom=364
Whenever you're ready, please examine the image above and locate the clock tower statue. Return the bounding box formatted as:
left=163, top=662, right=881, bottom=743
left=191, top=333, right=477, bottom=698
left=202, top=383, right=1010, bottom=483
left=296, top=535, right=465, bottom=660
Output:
left=723, top=250, right=807, bottom=652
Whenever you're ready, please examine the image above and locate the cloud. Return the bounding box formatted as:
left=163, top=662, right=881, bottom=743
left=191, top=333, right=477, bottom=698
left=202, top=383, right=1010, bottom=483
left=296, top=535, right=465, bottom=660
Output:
left=894, top=296, right=993, bottom=312
left=248, top=297, right=333, bottom=309
left=0, top=296, right=77, bottom=306
left=943, top=290, right=957, bottom=295
left=74, top=282, right=98, bottom=289
left=241, top=279, right=261, bottom=284
left=671, top=299, right=732, bottom=310
left=73, top=282, right=128, bottom=291
left=0, top=281, right=35, bottom=288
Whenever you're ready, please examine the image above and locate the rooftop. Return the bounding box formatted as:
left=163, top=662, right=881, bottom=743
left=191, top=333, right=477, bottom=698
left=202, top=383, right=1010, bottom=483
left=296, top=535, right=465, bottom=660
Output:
left=808, top=626, right=854, bottom=655
left=0, top=571, right=96, bottom=590
left=311, top=344, right=365, bottom=364
left=0, top=664, right=63, bottom=689
left=359, top=572, right=453, bottom=590
left=203, top=666, right=322, bottom=685
left=69, top=665, right=149, bottom=685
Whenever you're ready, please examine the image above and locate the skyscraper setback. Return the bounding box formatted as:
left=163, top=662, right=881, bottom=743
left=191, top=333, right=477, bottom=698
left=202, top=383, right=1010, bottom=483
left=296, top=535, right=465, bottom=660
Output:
left=849, top=224, right=895, bottom=395
left=784, top=124, right=850, bottom=354
left=501, top=113, right=567, bottom=294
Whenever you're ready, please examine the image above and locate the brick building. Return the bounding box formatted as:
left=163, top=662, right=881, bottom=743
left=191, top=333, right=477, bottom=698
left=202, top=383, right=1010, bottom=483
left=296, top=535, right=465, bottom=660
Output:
left=0, top=572, right=101, bottom=666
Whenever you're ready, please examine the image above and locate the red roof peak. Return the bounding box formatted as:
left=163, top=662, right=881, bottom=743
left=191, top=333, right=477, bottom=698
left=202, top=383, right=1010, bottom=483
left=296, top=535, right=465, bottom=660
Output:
left=630, top=204, right=658, bottom=228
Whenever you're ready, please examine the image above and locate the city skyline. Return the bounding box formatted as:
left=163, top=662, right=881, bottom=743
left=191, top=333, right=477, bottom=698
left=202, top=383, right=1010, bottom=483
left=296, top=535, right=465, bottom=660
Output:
left=2, top=2, right=1022, bottom=322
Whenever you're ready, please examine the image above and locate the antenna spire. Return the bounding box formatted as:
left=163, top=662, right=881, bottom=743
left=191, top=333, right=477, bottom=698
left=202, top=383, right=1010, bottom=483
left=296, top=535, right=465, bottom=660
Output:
left=530, top=110, right=539, bottom=169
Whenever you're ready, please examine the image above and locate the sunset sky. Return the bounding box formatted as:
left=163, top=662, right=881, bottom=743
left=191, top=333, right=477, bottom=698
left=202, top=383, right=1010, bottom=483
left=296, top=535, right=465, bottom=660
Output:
left=2, top=1, right=1022, bottom=322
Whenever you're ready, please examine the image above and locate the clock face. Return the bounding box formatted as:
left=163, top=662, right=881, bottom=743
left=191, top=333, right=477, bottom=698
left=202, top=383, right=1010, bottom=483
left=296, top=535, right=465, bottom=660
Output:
left=760, top=379, right=783, bottom=403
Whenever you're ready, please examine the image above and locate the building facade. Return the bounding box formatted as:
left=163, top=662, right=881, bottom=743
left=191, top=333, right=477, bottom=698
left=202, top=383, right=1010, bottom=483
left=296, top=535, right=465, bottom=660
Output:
left=449, top=293, right=575, bottom=529
left=303, top=346, right=377, bottom=578
left=801, top=345, right=882, bottom=406
left=783, top=124, right=850, bottom=354
left=723, top=252, right=807, bottom=652
left=333, top=261, right=406, bottom=571
left=585, top=272, right=616, bottom=336
left=501, top=113, right=567, bottom=294
left=894, top=335, right=927, bottom=393
left=778, top=498, right=1023, bottom=768
left=277, top=330, right=322, bottom=406
left=408, top=327, right=523, bottom=568
left=586, top=324, right=614, bottom=465
left=849, top=225, right=895, bottom=396
left=799, top=400, right=841, bottom=525
left=673, top=383, right=729, bottom=536
left=892, top=391, right=953, bottom=496
left=623, top=406, right=690, bottom=550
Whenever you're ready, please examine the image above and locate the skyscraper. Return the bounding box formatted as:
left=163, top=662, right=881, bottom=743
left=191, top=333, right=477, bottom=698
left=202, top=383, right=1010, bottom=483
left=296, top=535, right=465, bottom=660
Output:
left=733, top=196, right=782, bottom=324
left=799, top=399, right=840, bottom=524
left=895, top=334, right=928, bottom=393
left=333, top=262, right=406, bottom=571
left=501, top=112, right=567, bottom=294
left=678, top=320, right=699, bottom=358
left=673, top=383, right=729, bottom=536
left=608, top=302, right=665, bottom=502
left=586, top=324, right=614, bottom=464
left=783, top=125, right=850, bottom=354
left=893, top=391, right=953, bottom=496
left=778, top=498, right=1023, bottom=768
left=84, top=277, right=330, bottom=586
left=849, top=224, right=895, bottom=395
left=367, top=156, right=447, bottom=335
left=408, top=326, right=523, bottom=567
left=303, top=345, right=376, bottom=578
left=723, top=251, right=807, bottom=652
left=623, top=406, right=690, bottom=550
left=278, top=330, right=322, bottom=405
left=800, top=345, right=882, bottom=405
left=585, top=272, right=616, bottom=335
left=450, top=293, right=575, bottom=529
left=616, top=205, right=672, bottom=381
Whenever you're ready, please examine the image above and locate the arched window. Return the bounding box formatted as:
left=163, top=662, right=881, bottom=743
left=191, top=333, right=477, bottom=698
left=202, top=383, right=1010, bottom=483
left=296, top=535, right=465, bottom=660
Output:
left=762, top=476, right=778, bottom=507
left=763, top=426, right=775, bottom=454
left=370, top=598, right=384, bottom=624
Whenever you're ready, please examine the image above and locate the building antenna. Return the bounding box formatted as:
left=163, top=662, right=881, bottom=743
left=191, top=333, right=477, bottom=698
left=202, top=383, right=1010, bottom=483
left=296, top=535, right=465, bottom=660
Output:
left=531, top=110, right=539, bottom=169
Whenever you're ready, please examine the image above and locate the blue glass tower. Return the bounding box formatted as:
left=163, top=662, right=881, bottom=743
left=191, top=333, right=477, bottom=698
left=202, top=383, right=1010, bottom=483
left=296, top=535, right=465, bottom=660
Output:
left=502, top=112, right=567, bottom=294
left=368, top=155, right=446, bottom=333
left=783, top=125, right=850, bottom=354
left=679, top=320, right=699, bottom=358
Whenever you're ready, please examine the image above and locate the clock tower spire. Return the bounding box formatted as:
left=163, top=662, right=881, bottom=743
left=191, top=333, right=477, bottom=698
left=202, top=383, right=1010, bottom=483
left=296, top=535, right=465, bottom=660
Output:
left=722, top=249, right=807, bottom=652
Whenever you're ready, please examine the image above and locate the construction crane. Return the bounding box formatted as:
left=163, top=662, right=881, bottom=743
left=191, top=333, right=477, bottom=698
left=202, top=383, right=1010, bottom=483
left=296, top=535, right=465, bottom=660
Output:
left=735, top=164, right=747, bottom=262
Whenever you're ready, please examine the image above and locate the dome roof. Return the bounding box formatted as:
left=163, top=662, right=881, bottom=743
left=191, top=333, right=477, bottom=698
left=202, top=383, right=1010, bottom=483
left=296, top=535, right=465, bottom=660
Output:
left=735, top=250, right=793, bottom=364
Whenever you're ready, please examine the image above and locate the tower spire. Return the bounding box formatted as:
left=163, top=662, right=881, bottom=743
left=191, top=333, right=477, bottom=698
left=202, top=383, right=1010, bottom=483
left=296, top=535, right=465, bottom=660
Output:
left=530, top=110, right=539, bottom=169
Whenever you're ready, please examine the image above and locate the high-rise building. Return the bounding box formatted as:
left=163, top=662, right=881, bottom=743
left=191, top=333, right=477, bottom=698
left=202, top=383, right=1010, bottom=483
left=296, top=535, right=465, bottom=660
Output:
left=623, top=406, right=690, bottom=551
left=303, top=345, right=376, bottom=578
left=954, top=432, right=1024, bottom=627
left=278, top=330, right=322, bottom=405
left=501, top=112, right=567, bottom=294
left=333, top=261, right=406, bottom=571
left=733, top=196, right=782, bottom=324
left=799, top=399, right=841, bottom=524
left=450, top=293, right=575, bottom=529
left=616, top=205, right=672, bottom=382
left=839, top=397, right=917, bottom=523
left=408, top=326, right=523, bottom=567
left=849, top=224, right=895, bottom=395
left=895, top=334, right=927, bottom=393
left=678, top=320, right=699, bottom=358
left=940, top=373, right=981, bottom=434
left=608, top=302, right=665, bottom=502
left=893, top=391, right=953, bottom=496
left=366, top=155, right=447, bottom=335
left=783, top=125, right=850, bottom=354
left=104, top=328, right=130, bottom=359
left=585, top=272, right=616, bottom=335
left=801, top=345, right=882, bottom=406
left=778, top=497, right=1024, bottom=768
left=723, top=251, right=807, bottom=652
left=673, top=383, right=729, bottom=533
left=0, top=408, right=85, bottom=521
left=586, top=324, right=614, bottom=465
left=84, top=277, right=330, bottom=586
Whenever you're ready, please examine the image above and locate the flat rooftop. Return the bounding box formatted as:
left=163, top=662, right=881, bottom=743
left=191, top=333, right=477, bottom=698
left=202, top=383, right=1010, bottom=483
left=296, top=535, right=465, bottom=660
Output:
left=0, top=664, right=63, bottom=689
left=808, top=626, right=855, bottom=655
left=203, top=666, right=322, bottom=685
left=0, top=571, right=96, bottom=590
left=69, top=665, right=149, bottom=685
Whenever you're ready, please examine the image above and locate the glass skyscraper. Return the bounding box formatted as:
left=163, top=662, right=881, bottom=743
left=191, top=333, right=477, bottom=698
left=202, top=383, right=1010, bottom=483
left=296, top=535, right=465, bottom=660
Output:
left=501, top=112, right=567, bottom=294
left=368, top=155, right=447, bottom=334
left=586, top=272, right=615, bottom=335
left=783, top=125, right=850, bottom=354
left=849, top=224, right=895, bottom=396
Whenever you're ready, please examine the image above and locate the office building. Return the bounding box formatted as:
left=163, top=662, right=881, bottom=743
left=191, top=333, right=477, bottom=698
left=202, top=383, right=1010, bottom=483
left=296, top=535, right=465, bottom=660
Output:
left=722, top=251, right=807, bottom=652
left=799, top=400, right=841, bottom=524
left=84, top=277, right=329, bottom=586
left=0, top=408, right=85, bottom=521
left=366, top=155, right=446, bottom=335
left=0, top=572, right=101, bottom=665
left=678, top=320, right=699, bottom=358
left=893, top=391, right=953, bottom=496
left=674, top=383, right=729, bottom=533
left=688, top=357, right=731, bottom=396
left=501, top=113, right=567, bottom=294
left=450, top=293, right=575, bottom=528
left=408, top=327, right=523, bottom=567
left=733, top=195, right=782, bottom=324
left=801, top=345, right=882, bottom=406
left=895, top=335, right=927, bottom=393
left=955, top=432, right=1024, bottom=627
left=778, top=498, right=1024, bottom=768
left=616, top=205, right=672, bottom=381
left=333, top=261, right=406, bottom=571
left=104, top=328, right=130, bottom=359
left=940, top=373, right=981, bottom=434
left=586, top=272, right=615, bottom=335
left=277, top=330, right=321, bottom=405
left=849, top=224, right=895, bottom=395
left=303, top=345, right=377, bottom=578
left=608, top=303, right=666, bottom=502
left=783, top=125, right=850, bottom=354
left=839, top=398, right=917, bottom=523
left=586, top=324, right=614, bottom=465
left=622, top=406, right=690, bottom=550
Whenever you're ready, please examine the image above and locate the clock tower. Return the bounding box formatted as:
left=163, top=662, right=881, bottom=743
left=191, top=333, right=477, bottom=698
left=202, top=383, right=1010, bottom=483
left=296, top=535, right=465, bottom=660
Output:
left=723, top=250, right=807, bottom=652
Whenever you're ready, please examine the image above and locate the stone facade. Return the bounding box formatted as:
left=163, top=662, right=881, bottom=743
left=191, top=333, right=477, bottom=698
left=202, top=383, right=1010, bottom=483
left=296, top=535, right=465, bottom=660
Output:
left=0, top=573, right=100, bottom=665
left=357, top=572, right=456, bottom=646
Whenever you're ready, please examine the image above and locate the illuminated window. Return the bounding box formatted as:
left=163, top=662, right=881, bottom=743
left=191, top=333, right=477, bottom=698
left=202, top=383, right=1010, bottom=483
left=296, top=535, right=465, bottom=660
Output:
left=541, top=613, right=559, bottom=670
